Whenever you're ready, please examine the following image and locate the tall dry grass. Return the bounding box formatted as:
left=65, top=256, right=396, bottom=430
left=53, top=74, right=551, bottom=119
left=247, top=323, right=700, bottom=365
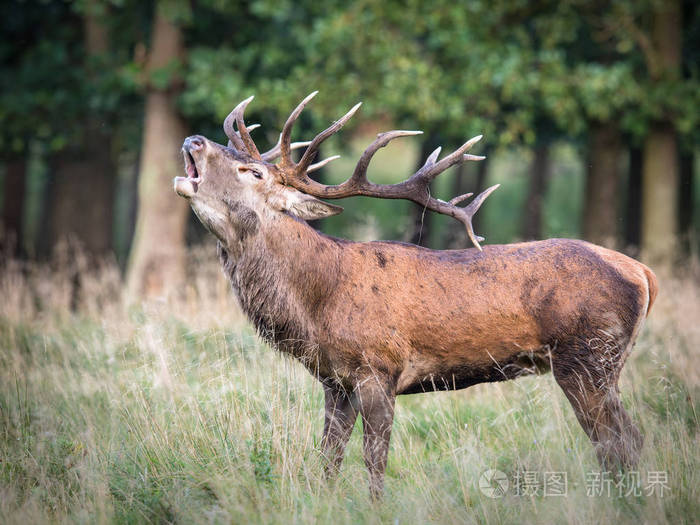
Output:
left=0, top=244, right=698, bottom=524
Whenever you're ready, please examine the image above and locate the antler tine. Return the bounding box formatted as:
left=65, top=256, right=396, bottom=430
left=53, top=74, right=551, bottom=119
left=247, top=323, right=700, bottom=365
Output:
left=463, top=153, right=486, bottom=161
left=295, top=102, right=363, bottom=174
left=418, top=135, right=483, bottom=182
left=307, top=155, right=341, bottom=173
left=454, top=184, right=500, bottom=249
left=351, top=130, right=423, bottom=185
left=423, top=146, right=442, bottom=168
left=226, top=123, right=261, bottom=149
left=261, top=136, right=312, bottom=162
left=223, top=109, right=246, bottom=151
left=448, top=193, right=474, bottom=206
left=278, top=91, right=318, bottom=167
left=401, top=138, right=495, bottom=250
left=232, top=96, right=261, bottom=160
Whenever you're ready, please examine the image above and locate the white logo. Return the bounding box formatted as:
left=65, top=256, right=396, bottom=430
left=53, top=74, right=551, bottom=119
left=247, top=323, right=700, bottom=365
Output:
left=479, top=469, right=509, bottom=498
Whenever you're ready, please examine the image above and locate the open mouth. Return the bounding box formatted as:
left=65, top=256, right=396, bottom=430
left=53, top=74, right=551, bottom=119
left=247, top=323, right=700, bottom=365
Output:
left=183, top=149, right=201, bottom=186
left=174, top=142, right=203, bottom=197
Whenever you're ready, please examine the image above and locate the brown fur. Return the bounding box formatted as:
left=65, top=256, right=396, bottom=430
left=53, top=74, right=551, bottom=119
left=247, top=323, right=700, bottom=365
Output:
left=175, top=135, right=657, bottom=498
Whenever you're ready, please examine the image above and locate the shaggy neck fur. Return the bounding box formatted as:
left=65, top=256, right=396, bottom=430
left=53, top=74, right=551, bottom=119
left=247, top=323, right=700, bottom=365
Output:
left=217, top=211, right=344, bottom=365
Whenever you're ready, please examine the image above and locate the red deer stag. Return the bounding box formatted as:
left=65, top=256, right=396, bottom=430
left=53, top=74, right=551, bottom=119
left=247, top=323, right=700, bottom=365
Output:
left=173, top=93, right=657, bottom=499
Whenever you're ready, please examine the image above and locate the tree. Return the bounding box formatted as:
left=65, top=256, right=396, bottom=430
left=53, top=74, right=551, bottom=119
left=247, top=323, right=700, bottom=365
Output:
left=0, top=0, right=141, bottom=261
left=582, top=122, right=622, bottom=247
left=625, top=147, right=643, bottom=251
left=0, top=159, right=26, bottom=256
left=585, top=0, right=699, bottom=265
left=46, top=0, right=116, bottom=258
left=679, top=152, right=694, bottom=254
left=638, top=0, right=683, bottom=266
left=522, top=1, right=698, bottom=257
left=126, top=3, right=189, bottom=299
left=0, top=1, right=74, bottom=258
left=522, top=144, right=551, bottom=240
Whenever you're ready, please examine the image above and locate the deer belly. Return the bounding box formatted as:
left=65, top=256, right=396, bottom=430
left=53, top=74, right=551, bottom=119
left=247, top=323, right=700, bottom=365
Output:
left=396, top=345, right=552, bottom=395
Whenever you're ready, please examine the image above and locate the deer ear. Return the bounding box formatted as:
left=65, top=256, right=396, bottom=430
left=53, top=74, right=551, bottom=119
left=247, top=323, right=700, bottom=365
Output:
left=272, top=187, right=344, bottom=220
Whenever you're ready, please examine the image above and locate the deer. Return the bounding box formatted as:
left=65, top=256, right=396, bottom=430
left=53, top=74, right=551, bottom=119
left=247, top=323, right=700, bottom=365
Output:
left=173, top=92, right=658, bottom=499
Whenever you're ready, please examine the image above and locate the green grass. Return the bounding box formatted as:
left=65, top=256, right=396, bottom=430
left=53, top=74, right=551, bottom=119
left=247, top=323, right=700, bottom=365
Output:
left=0, top=255, right=698, bottom=524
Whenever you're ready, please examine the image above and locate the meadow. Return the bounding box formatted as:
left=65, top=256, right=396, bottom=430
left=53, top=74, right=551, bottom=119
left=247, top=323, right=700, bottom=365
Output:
left=0, top=247, right=698, bottom=524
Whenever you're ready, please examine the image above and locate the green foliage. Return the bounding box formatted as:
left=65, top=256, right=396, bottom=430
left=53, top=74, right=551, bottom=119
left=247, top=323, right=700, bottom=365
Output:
left=0, top=1, right=143, bottom=155
left=0, top=0, right=698, bottom=251
left=177, top=0, right=698, bottom=156
left=2, top=0, right=698, bottom=156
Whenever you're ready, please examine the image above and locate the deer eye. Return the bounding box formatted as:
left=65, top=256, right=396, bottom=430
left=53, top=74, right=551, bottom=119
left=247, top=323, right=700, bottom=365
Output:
left=237, top=165, right=264, bottom=180
left=252, top=169, right=263, bottom=179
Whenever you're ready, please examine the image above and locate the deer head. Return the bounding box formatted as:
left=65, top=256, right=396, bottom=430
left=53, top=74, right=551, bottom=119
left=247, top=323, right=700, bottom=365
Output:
left=174, top=92, right=498, bottom=249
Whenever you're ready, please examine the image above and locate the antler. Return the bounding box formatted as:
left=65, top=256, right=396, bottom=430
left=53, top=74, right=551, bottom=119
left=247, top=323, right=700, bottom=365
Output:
left=275, top=91, right=360, bottom=175
left=223, top=96, right=261, bottom=159
left=222, top=92, right=498, bottom=250
left=275, top=96, right=498, bottom=250
left=260, top=135, right=312, bottom=163
left=223, top=95, right=321, bottom=164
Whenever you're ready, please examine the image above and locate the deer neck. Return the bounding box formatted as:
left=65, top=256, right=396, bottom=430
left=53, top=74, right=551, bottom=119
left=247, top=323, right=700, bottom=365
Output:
left=217, top=212, right=344, bottom=356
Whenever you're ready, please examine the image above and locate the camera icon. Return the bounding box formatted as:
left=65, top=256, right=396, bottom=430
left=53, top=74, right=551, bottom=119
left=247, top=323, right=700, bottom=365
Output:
left=479, top=469, right=509, bottom=498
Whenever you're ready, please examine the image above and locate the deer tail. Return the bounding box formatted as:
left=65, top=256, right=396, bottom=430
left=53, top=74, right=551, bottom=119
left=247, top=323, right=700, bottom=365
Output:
left=642, top=264, right=658, bottom=317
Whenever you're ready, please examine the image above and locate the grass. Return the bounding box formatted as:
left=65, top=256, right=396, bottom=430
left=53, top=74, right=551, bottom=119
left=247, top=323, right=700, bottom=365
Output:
left=0, top=249, right=698, bottom=524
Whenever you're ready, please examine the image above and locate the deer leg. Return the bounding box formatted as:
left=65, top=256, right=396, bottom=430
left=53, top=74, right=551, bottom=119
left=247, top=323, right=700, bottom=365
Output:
left=553, top=341, right=642, bottom=470
left=321, top=384, right=358, bottom=479
left=355, top=378, right=396, bottom=500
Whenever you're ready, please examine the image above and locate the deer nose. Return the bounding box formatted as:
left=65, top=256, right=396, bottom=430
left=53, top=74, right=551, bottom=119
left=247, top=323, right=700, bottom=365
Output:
left=183, top=135, right=205, bottom=152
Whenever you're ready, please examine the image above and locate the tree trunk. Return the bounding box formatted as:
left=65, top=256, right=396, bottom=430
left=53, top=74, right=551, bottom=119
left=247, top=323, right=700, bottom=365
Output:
left=47, top=147, right=114, bottom=256
left=640, top=1, right=682, bottom=266
left=582, top=122, right=622, bottom=248
left=641, top=127, right=679, bottom=265
left=522, top=144, right=551, bottom=240
left=624, top=146, right=642, bottom=252
left=125, top=7, right=189, bottom=299
left=45, top=1, right=115, bottom=258
left=405, top=135, right=441, bottom=246
left=1, top=158, right=27, bottom=257
left=678, top=152, right=694, bottom=255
